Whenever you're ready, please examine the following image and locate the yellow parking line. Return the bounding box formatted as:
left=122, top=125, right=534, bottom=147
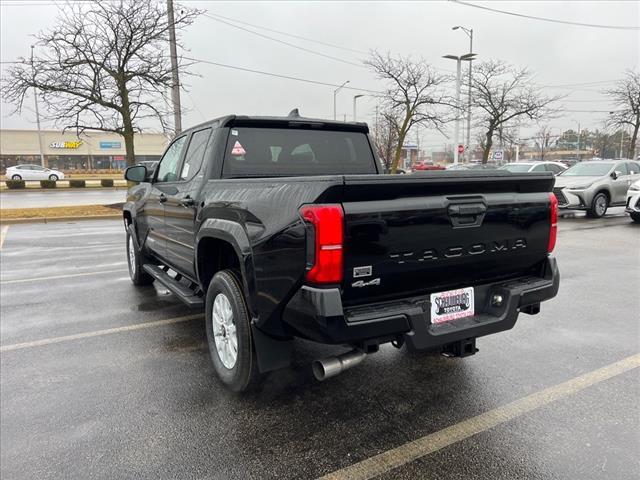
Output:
left=0, top=268, right=125, bottom=285
left=0, top=314, right=203, bottom=353
left=318, top=353, right=640, bottom=480
left=0, top=225, right=9, bottom=250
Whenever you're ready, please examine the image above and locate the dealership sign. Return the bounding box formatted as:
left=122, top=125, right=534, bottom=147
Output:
left=50, top=141, right=82, bottom=149
left=99, top=141, right=122, bottom=149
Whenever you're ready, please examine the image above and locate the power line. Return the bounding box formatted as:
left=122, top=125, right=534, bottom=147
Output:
left=205, top=11, right=368, bottom=55
left=185, top=56, right=383, bottom=94
left=451, top=1, right=640, bottom=30
left=542, top=80, right=618, bottom=88
left=201, top=13, right=364, bottom=69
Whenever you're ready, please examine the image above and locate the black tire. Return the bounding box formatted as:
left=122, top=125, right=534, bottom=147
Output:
left=205, top=270, right=260, bottom=392
left=49, top=174, right=59, bottom=181
left=126, top=228, right=154, bottom=286
left=631, top=212, right=640, bottom=223
left=11, top=174, right=21, bottom=180
left=587, top=192, right=608, bottom=218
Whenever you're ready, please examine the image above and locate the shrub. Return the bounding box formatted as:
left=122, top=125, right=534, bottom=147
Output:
left=100, top=179, right=114, bottom=187
left=69, top=179, right=86, bottom=188
left=5, top=180, right=25, bottom=189
left=40, top=180, right=57, bottom=188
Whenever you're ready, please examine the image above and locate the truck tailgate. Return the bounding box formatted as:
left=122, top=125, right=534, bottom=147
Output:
left=333, top=172, right=555, bottom=306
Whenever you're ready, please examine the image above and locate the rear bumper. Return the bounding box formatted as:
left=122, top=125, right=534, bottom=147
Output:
left=282, top=257, right=559, bottom=349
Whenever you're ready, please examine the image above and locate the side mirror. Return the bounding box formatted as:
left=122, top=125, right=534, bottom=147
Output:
left=125, top=165, right=147, bottom=183
left=611, top=170, right=622, bottom=180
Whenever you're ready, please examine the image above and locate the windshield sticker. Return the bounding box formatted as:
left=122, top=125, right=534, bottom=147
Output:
left=231, top=129, right=238, bottom=136
left=231, top=141, right=246, bottom=156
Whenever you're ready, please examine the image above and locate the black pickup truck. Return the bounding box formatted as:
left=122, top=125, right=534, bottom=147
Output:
left=123, top=114, right=559, bottom=392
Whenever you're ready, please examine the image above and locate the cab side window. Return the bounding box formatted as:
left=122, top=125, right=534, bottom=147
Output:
left=615, top=163, right=629, bottom=175
left=180, top=128, right=211, bottom=181
left=626, top=162, right=640, bottom=175
left=156, top=136, right=187, bottom=183
left=531, top=164, right=546, bottom=172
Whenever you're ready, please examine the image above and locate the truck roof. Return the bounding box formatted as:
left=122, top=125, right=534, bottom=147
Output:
left=182, top=114, right=370, bottom=135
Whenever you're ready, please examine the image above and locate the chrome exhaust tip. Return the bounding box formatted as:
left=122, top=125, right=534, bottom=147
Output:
left=312, top=350, right=367, bottom=381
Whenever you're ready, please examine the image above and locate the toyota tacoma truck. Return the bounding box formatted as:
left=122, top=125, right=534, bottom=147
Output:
left=123, top=113, right=560, bottom=392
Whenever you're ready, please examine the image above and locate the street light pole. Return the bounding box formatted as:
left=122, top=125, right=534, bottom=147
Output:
left=453, top=26, right=474, bottom=160
left=443, top=53, right=476, bottom=164
left=333, top=80, right=350, bottom=120
left=30, top=45, right=45, bottom=167
left=353, top=94, right=364, bottom=121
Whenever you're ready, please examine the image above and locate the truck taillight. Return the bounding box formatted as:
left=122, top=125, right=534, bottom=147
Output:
left=299, top=204, right=344, bottom=284
left=548, top=192, right=558, bottom=253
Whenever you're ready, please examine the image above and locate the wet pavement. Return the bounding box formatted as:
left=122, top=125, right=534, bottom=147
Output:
left=0, top=189, right=126, bottom=209
left=0, top=213, right=638, bottom=480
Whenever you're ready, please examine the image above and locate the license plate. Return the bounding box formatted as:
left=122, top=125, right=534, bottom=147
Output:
left=430, top=287, right=474, bottom=324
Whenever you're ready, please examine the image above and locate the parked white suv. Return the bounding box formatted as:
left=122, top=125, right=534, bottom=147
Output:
left=626, top=179, right=640, bottom=223
left=6, top=164, right=65, bottom=181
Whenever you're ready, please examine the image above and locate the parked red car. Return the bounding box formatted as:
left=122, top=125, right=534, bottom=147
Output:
left=412, top=161, right=445, bottom=171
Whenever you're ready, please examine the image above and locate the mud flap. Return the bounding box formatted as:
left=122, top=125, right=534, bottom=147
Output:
left=251, top=323, right=293, bottom=373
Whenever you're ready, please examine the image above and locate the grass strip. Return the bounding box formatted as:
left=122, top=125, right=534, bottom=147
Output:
left=0, top=204, right=120, bottom=219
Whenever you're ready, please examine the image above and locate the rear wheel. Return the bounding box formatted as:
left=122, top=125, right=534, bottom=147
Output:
left=11, top=174, right=21, bottom=180
left=631, top=212, right=640, bottom=223
left=205, top=270, right=260, bottom=392
left=126, top=228, right=154, bottom=286
left=587, top=192, right=608, bottom=218
left=49, top=174, right=59, bottom=181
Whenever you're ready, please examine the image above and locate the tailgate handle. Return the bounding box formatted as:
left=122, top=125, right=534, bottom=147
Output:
left=448, top=203, right=487, bottom=228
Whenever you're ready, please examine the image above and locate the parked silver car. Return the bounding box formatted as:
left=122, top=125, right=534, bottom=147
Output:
left=500, top=161, right=567, bottom=175
left=553, top=160, right=640, bottom=217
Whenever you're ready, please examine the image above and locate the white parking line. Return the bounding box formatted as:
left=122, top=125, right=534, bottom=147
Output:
left=318, top=353, right=640, bottom=480
left=0, top=225, right=9, bottom=250
left=0, top=268, right=126, bottom=285
left=0, top=314, right=203, bottom=352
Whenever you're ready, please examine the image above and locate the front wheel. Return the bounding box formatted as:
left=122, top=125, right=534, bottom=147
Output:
left=631, top=212, right=640, bottom=223
left=205, top=270, right=260, bottom=392
left=587, top=192, right=608, bottom=218
left=126, top=228, right=154, bottom=286
left=11, top=174, right=22, bottom=180
left=49, top=174, right=59, bottom=181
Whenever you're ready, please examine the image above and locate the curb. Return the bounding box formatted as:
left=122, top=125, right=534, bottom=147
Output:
left=0, top=214, right=121, bottom=225
left=0, top=187, right=128, bottom=192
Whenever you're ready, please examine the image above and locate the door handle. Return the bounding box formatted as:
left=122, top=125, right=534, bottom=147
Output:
left=159, top=194, right=167, bottom=203
left=181, top=196, right=195, bottom=207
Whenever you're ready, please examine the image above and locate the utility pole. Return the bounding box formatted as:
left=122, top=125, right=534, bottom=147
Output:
left=30, top=45, right=45, bottom=167
left=575, top=121, right=581, bottom=161
left=619, top=130, right=625, bottom=158
left=443, top=53, right=476, bottom=164
left=167, top=0, right=182, bottom=134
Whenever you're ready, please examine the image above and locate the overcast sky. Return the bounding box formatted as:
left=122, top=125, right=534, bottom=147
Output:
left=1, top=0, right=638, bottom=152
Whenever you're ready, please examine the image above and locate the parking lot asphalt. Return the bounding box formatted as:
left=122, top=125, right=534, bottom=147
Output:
left=1, top=212, right=638, bottom=480
left=0, top=189, right=126, bottom=209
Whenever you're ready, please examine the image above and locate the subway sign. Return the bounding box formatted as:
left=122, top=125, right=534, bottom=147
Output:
left=50, top=141, right=82, bottom=149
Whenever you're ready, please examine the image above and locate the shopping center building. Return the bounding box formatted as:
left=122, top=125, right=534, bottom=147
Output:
left=0, top=129, right=168, bottom=172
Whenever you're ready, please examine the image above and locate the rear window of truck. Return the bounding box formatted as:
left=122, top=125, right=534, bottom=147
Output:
left=222, top=127, right=377, bottom=176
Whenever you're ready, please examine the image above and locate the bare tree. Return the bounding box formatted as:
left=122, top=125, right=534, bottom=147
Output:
left=605, top=69, right=640, bottom=158
left=534, top=124, right=553, bottom=161
left=373, top=110, right=400, bottom=171
left=469, top=60, right=561, bottom=163
left=365, top=51, right=450, bottom=173
left=2, top=1, right=200, bottom=166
